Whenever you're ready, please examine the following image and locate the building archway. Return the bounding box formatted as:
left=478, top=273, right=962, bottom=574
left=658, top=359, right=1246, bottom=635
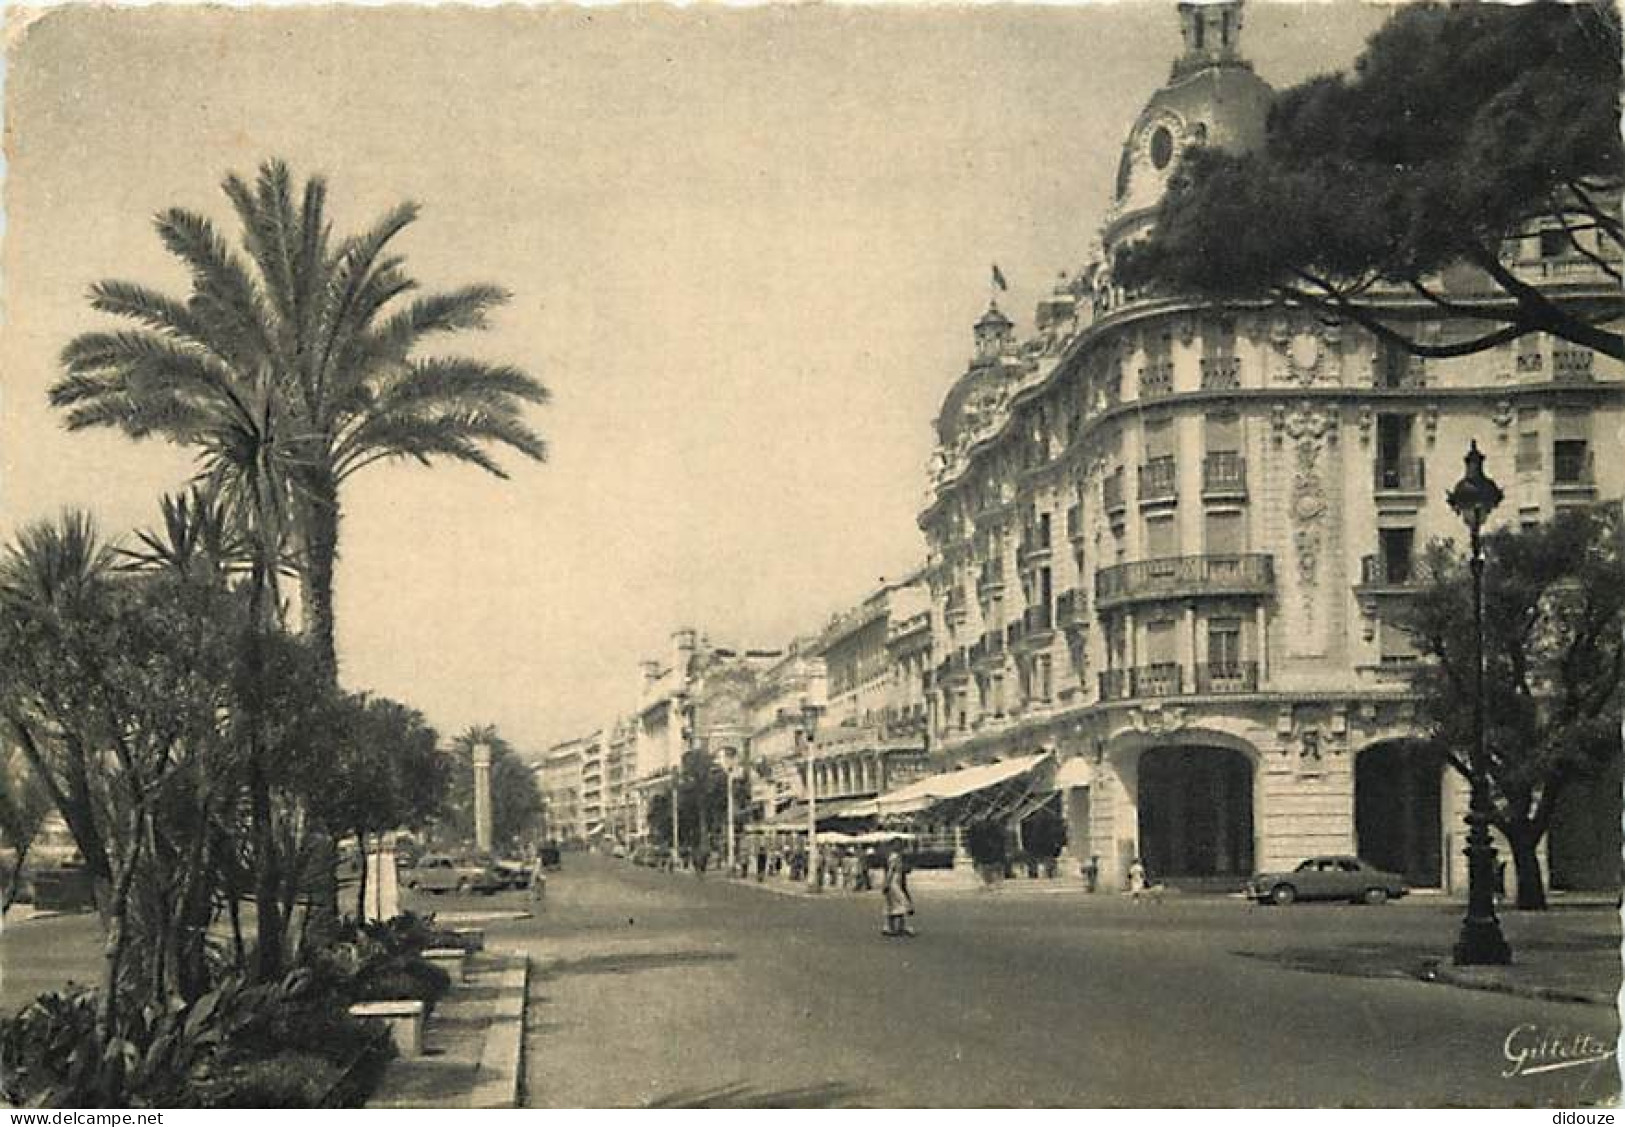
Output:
left=1136, top=746, right=1254, bottom=883
left=1354, top=739, right=1444, bottom=888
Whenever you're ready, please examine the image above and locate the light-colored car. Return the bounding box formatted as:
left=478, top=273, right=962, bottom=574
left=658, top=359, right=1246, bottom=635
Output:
left=402, top=853, right=505, bottom=895
left=1249, top=856, right=1409, bottom=906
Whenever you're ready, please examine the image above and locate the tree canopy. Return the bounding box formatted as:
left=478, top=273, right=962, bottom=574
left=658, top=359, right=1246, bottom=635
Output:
left=1404, top=504, right=1624, bottom=908
left=1118, top=2, right=1623, bottom=360
left=50, top=159, right=549, bottom=679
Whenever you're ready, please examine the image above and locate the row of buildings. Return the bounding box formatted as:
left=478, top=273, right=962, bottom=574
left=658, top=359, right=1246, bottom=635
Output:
left=536, top=0, right=1623, bottom=892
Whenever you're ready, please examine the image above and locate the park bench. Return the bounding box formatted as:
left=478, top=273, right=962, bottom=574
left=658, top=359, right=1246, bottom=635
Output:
left=347, top=999, right=426, bottom=1057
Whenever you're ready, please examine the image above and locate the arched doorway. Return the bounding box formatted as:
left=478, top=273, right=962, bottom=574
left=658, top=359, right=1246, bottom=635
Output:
left=1355, top=740, right=1443, bottom=888
left=1136, top=746, right=1254, bottom=883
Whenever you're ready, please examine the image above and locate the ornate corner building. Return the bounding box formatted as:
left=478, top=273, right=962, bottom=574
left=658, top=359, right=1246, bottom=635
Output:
left=918, top=0, right=1624, bottom=893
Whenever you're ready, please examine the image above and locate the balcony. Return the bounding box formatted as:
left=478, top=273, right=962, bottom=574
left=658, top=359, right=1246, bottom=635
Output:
left=972, top=631, right=1006, bottom=668
left=1553, top=348, right=1595, bottom=383
left=1201, top=452, right=1247, bottom=499
left=1098, top=663, right=1183, bottom=700
left=1140, top=361, right=1174, bottom=400
left=1358, top=553, right=1418, bottom=591
left=1200, top=356, right=1240, bottom=390
left=1067, top=503, right=1085, bottom=543
left=1103, top=469, right=1126, bottom=514
left=944, top=589, right=968, bottom=624
left=1018, top=524, right=1053, bottom=565
left=1005, top=619, right=1024, bottom=648
left=1138, top=456, right=1178, bottom=505
left=1094, top=553, right=1275, bottom=610
left=1554, top=448, right=1596, bottom=498
left=976, top=559, right=1006, bottom=595
left=936, top=648, right=969, bottom=682
left=1056, top=588, right=1088, bottom=630
left=1374, top=457, right=1426, bottom=495
left=1023, top=602, right=1054, bottom=637
left=1194, top=661, right=1260, bottom=694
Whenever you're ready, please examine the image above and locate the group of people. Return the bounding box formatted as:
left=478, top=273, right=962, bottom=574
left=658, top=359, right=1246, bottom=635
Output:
left=735, top=840, right=916, bottom=938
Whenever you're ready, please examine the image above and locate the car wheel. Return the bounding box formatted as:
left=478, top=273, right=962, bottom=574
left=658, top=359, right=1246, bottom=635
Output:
left=1363, top=887, right=1388, bottom=906
left=1270, top=883, right=1297, bottom=906
left=456, top=878, right=470, bottom=894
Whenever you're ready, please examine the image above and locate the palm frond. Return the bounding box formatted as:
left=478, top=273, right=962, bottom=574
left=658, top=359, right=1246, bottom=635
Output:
left=0, top=511, right=116, bottom=612
left=55, top=330, right=257, bottom=434
left=337, top=406, right=547, bottom=480
left=152, top=207, right=278, bottom=367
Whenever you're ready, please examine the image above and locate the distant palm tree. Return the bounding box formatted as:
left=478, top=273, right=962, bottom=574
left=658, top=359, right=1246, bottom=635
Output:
left=51, top=159, right=548, bottom=680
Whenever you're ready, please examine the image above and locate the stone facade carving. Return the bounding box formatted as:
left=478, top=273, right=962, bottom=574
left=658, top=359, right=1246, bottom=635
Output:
left=1274, top=403, right=1338, bottom=621
left=1270, top=312, right=1344, bottom=387
left=1493, top=398, right=1514, bottom=440
left=1128, top=703, right=1187, bottom=735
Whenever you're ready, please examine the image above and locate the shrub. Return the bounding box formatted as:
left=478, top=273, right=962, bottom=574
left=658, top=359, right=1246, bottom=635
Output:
left=199, top=1052, right=342, bottom=1108
left=0, top=988, right=100, bottom=1106
left=350, top=955, right=451, bottom=1011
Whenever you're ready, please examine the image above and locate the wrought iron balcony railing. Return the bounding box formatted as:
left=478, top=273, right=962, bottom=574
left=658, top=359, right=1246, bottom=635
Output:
left=1200, top=356, right=1240, bottom=390
left=1554, top=447, right=1595, bottom=486
left=1103, top=469, right=1126, bottom=513
left=1202, top=452, right=1247, bottom=498
left=1067, top=503, right=1084, bottom=542
left=1553, top=349, right=1595, bottom=383
left=1138, top=456, right=1178, bottom=504
left=1359, top=553, right=1417, bottom=588
left=1023, top=602, right=1054, bottom=634
left=1140, top=361, right=1174, bottom=400
left=1056, top=588, right=1088, bottom=629
left=1374, top=457, right=1426, bottom=493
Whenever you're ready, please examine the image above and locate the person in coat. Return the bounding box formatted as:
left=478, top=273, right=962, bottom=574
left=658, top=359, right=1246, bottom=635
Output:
left=882, top=844, right=915, bottom=937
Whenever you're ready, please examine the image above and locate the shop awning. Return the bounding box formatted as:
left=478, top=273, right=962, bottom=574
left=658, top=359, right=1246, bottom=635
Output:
left=817, top=796, right=880, bottom=821
left=875, top=752, right=1053, bottom=816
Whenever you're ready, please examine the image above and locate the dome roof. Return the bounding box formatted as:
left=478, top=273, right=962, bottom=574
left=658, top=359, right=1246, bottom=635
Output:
left=1111, top=65, right=1273, bottom=223
left=1107, top=2, right=1274, bottom=240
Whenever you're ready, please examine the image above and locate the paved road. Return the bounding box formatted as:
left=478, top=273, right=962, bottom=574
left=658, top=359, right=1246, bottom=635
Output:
left=466, top=856, right=1619, bottom=1108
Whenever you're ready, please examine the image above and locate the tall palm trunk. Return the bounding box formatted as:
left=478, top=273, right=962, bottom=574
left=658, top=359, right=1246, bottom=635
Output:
left=302, top=482, right=341, bottom=684
left=301, top=480, right=346, bottom=924
left=244, top=550, right=284, bottom=981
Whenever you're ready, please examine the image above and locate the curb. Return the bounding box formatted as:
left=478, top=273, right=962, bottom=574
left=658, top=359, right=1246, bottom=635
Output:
left=1418, top=960, right=1612, bottom=1008
left=469, top=950, right=530, bottom=1109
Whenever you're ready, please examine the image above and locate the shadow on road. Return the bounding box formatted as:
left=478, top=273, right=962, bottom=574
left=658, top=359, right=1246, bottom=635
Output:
left=645, top=1080, right=871, bottom=1108
left=535, top=949, right=737, bottom=980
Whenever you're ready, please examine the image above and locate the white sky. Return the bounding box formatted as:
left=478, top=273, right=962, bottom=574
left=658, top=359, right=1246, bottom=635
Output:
left=0, top=1, right=1388, bottom=752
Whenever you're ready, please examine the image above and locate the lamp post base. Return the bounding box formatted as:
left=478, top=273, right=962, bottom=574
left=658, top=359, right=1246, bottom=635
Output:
left=1453, top=916, right=1513, bottom=966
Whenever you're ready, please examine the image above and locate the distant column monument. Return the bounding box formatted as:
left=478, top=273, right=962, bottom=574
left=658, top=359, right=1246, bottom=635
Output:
left=473, top=742, right=494, bottom=853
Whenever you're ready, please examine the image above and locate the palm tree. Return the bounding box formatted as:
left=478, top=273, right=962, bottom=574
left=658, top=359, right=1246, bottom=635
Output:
left=51, top=160, right=548, bottom=681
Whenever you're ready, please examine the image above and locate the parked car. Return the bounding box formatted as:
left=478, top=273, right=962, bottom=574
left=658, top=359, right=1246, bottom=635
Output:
left=488, top=857, right=532, bottom=890
left=402, top=853, right=505, bottom=894
left=1249, top=856, right=1409, bottom=906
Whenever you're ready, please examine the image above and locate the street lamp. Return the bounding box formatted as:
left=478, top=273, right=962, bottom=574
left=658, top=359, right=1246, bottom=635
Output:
left=800, top=700, right=824, bottom=892
left=1446, top=440, right=1513, bottom=966
left=723, top=744, right=739, bottom=876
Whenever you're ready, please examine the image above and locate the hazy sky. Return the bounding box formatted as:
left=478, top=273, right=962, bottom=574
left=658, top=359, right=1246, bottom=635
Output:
left=0, top=1, right=1387, bottom=752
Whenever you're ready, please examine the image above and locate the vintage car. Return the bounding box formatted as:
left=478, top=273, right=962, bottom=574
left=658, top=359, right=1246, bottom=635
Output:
left=402, top=853, right=505, bottom=895
left=1249, top=856, right=1409, bottom=906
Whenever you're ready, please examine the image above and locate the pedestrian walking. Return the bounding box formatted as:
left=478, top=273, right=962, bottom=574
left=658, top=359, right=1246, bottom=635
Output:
left=1127, top=856, right=1147, bottom=903
left=881, top=843, right=915, bottom=937
left=756, top=846, right=767, bottom=882
left=527, top=854, right=547, bottom=901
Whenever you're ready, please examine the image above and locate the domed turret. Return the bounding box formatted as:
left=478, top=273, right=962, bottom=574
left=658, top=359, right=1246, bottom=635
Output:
left=1107, top=0, right=1272, bottom=247
left=973, top=302, right=1014, bottom=364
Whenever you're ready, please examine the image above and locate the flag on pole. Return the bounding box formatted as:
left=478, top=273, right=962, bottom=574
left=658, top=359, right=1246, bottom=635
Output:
left=991, top=263, right=1008, bottom=292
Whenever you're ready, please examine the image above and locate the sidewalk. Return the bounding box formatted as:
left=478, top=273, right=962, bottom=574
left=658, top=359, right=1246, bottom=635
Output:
left=367, top=951, right=529, bottom=1109
left=1239, top=903, right=1621, bottom=1007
